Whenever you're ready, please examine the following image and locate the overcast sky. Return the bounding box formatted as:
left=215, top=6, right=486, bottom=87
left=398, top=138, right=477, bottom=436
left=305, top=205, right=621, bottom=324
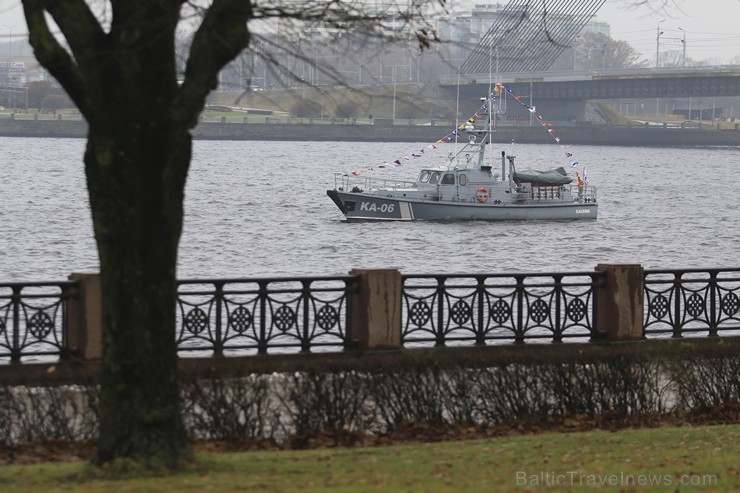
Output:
left=596, top=0, right=740, bottom=64
left=1, top=0, right=740, bottom=64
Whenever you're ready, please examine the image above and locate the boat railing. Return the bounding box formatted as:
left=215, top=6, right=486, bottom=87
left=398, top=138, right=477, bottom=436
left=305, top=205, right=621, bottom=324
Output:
left=332, top=173, right=417, bottom=192
left=572, top=185, right=597, bottom=203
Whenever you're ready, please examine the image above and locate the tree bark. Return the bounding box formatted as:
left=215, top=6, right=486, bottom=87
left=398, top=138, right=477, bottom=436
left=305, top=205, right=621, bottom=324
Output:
left=86, top=124, right=191, bottom=467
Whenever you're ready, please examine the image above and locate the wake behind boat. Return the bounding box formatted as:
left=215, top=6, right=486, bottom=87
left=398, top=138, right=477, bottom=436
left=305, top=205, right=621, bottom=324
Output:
left=327, top=91, right=597, bottom=221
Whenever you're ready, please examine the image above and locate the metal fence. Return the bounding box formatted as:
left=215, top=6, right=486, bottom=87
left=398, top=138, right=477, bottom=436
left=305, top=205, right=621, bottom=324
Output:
left=402, top=272, right=603, bottom=346
left=0, top=281, right=77, bottom=362
left=176, top=276, right=358, bottom=356
left=644, top=268, right=740, bottom=338
left=3, top=268, right=740, bottom=362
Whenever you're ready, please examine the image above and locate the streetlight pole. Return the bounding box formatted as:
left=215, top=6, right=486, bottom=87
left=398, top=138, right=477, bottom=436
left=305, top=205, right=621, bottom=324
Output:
left=2, top=24, right=17, bottom=110
left=602, top=43, right=607, bottom=70
left=655, top=20, right=664, bottom=68
left=655, top=20, right=665, bottom=118
left=678, top=27, right=687, bottom=68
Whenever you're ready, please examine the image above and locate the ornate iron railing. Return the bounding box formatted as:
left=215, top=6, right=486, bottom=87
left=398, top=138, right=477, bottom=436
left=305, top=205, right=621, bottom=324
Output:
left=644, top=268, right=740, bottom=338
left=4, top=267, right=740, bottom=363
left=401, top=272, right=604, bottom=346
left=176, top=276, right=358, bottom=356
left=0, top=281, right=77, bottom=362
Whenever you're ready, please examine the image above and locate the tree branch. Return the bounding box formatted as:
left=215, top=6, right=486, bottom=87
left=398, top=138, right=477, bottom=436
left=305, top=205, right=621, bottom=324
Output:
left=250, top=0, right=442, bottom=49
left=175, top=0, right=252, bottom=127
left=22, top=0, right=107, bottom=116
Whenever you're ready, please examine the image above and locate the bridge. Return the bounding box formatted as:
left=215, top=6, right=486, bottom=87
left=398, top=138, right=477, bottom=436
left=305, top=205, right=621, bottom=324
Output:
left=442, top=66, right=740, bottom=100
left=441, top=66, right=740, bottom=122
left=450, top=1, right=740, bottom=107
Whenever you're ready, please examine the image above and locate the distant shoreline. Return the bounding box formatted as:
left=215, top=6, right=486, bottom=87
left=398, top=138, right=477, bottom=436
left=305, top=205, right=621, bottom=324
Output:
left=2, top=116, right=740, bottom=147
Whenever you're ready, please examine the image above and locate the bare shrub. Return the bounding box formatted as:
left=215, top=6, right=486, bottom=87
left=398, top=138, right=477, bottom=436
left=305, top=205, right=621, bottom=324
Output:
left=670, top=356, right=740, bottom=410
left=290, top=100, right=321, bottom=118
left=280, top=371, right=370, bottom=440
left=0, top=347, right=736, bottom=446
left=181, top=373, right=279, bottom=442
left=0, top=385, right=98, bottom=444
left=334, top=101, right=358, bottom=119
left=368, top=368, right=450, bottom=432
left=546, top=360, right=673, bottom=416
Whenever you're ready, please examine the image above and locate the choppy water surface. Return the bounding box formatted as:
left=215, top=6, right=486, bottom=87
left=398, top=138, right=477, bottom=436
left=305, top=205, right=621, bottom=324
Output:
left=1, top=136, right=739, bottom=281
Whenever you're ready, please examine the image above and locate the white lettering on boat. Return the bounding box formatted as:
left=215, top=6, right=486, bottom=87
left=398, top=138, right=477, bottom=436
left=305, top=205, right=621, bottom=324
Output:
left=360, top=202, right=396, bottom=213
left=575, top=209, right=591, bottom=214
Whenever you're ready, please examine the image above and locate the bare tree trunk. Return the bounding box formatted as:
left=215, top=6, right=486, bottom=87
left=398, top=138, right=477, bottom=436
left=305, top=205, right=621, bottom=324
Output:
left=22, top=0, right=432, bottom=469
left=85, top=124, right=191, bottom=467
left=22, top=0, right=251, bottom=466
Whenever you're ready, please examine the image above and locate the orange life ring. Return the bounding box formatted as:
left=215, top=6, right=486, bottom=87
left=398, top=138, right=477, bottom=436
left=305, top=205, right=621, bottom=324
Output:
left=476, top=187, right=489, bottom=203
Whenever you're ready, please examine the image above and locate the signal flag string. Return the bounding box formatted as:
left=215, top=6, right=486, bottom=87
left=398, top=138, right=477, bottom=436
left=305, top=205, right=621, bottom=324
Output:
left=500, top=84, right=588, bottom=185
left=344, top=87, right=587, bottom=185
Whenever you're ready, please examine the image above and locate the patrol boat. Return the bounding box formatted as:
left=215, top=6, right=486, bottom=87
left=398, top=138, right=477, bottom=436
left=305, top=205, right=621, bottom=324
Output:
left=326, top=96, right=598, bottom=221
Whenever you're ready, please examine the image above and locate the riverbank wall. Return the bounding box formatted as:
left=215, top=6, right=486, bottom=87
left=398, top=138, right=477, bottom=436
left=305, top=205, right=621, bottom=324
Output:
left=2, top=114, right=740, bottom=146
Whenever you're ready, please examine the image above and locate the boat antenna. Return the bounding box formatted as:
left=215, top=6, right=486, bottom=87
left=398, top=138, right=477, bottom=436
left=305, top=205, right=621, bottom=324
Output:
left=454, top=68, right=461, bottom=150
left=488, top=39, right=493, bottom=109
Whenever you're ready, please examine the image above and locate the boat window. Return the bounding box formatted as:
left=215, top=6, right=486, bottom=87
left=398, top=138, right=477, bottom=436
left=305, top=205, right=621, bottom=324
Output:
left=418, top=171, right=431, bottom=183
left=429, top=172, right=441, bottom=184
left=459, top=174, right=468, bottom=186
left=441, top=173, right=455, bottom=185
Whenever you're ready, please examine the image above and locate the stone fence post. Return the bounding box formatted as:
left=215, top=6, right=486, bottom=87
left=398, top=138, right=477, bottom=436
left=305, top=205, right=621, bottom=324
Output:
left=66, top=273, right=103, bottom=360
left=348, top=268, right=402, bottom=350
left=594, top=263, right=644, bottom=341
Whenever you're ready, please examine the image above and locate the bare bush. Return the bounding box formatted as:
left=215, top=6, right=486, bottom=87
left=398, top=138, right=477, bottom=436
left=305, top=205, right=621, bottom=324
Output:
left=670, top=356, right=740, bottom=410
left=0, top=384, right=98, bottom=444
left=1, top=351, right=737, bottom=445
left=281, top=371, right=370, bottom=440
left=181, top=373, right=279, bottom=442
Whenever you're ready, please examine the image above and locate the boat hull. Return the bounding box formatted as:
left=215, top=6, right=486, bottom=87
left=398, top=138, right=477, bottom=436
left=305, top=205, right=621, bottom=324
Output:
left=327, top=190, right=597, bottom=221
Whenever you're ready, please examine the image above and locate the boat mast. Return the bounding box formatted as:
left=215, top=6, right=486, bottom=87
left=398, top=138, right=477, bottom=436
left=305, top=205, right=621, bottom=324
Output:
left=488, top=43, right=495, bottom=170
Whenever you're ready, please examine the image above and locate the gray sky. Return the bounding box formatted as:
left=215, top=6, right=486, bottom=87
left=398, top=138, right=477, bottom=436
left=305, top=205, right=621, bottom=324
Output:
left=596, top=0, right=740, bottom=63
left=2, top=0, right=740, bottom=63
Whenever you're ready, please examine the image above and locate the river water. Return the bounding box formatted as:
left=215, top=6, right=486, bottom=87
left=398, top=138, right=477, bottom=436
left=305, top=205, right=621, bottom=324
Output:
left=1, top=136, right=739, bottom=282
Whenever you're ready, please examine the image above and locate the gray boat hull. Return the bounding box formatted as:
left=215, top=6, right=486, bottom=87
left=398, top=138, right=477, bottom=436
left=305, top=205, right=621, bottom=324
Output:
left=327, top=190, right=597, bottom=221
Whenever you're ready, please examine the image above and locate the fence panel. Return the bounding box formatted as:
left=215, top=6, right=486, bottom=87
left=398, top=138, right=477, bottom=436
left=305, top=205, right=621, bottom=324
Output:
left=644, top=268, right=740, bottom=338
left=176, top=276, right=358, bottom=356
left=0, top=281, right=77, bottom=362
left=401, top=272, right=602, bottom=346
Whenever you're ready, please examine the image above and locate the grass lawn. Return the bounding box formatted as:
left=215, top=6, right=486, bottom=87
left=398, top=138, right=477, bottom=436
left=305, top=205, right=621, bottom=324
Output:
left=0, top=425, right=737, bottom=492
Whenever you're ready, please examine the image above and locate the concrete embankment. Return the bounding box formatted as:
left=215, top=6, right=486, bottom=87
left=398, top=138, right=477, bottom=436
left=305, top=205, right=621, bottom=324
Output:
left=2, top=116, right=740, bottom=146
